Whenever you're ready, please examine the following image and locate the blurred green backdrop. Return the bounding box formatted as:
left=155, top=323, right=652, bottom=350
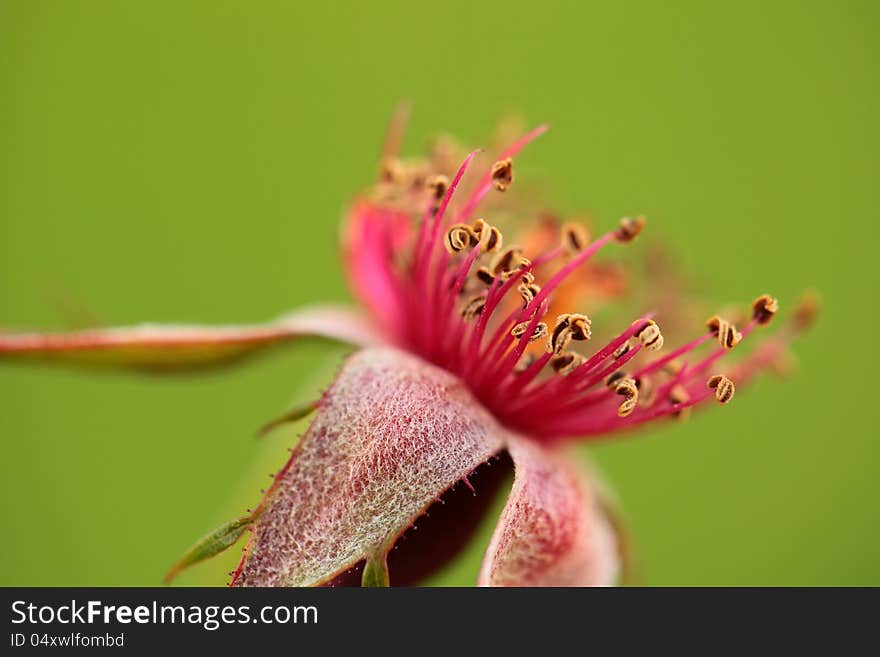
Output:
left=1, top=0, right=877, bottom=586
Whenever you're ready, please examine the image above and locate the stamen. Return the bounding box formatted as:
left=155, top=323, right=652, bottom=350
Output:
left=752, top=294, right=779, bottom=325
left=617, top=395, right=638, bottom=418
left=635, top=320, right=664, bottom=351
left=519, top=282, right=541, bottom=307
left=707, top=374, right=735, bottom=404
left=551, top=351, right=585, bottom=375
left=608, top=374, right=639, bottom=417
left=475, top=266, right=496, bottom=286
left=614, top=216, right=646, bottom=243
left=490, top=246, right=525, bottom=276
left=427, top=175, right=450, bottom=208
left=548, top=313, right=592, bottom=355
left=444, top=224, right=478, bottom=254
left=517, top=231, right=615, bottom=322
left=605, top=370, right=628, bottom=389
left=457, top=124, right=548, bottom=223
left=511, top=321, right=548, bottom=343
left=491, top=157, right=513, bottom=192
left=613, top=340, right=633, bottom=359
left=706, top=315, right=742, bottom=350
left=475, top=220, right=503, bottom=253
left=461, top=295, right=487, bottom=320
left=561, top=222, right=590, bottom=254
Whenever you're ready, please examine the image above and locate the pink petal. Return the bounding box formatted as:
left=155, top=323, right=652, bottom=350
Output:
left=342, top=200, right=411, bottom=336
left=0, top=304, right=380, bottom=371
left=478, top=437, right=620, bottom=586
left=234, top=347, right=506, bottom=586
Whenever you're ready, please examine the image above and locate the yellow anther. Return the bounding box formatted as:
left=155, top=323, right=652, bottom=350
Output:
left=519, top=282, right=541, bottom=307
left=707, top=374, right=735, bottom=404
left=511, top=321, right=549, bottom=343
left=636, top=320, right=664, bottom=351
left=444, top=223, right=478, bottom=254
left=617, top=396, right=638, bottom=418
left=477, top=223, right=503, bottom=254
left=706, top=315, right=742, bottom=350
left=551, top=351, right=585, bottom=375
left=548, top=313, right=591, bottom=354
left=613, top=340, right=633, bottom=359
left=427, top=174, right=450, bottom=204
left=561, top=222, right=590, bottom=254
left=615, top=216, right=646, bottom=243
left=491, top=157, right=513, bottom=192
left=752, top=294, right=779, bottom=326
left=461, top=295, right=487, bottom=321
left=490, top=246, right=524, bottom=276
left=475, top=266, right=496, bottom=286
left=612, top=375, right=639, bottom=417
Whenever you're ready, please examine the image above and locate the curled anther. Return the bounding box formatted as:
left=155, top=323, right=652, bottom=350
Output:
left=605, top=370, right=628, bottom=389
left=491, top=157, right=513, bottom=192
left=752, top=294, right=779, bottom=325
left=444, top=223, right=478, bottom=254
left=548, top=313, right=591, bottom=354
left=617, top=396, right=638, bottom=418
left=471, top=218, right=503, bottom=254
left=636, top=320, right=664, bottom=351
left=707, top=374, right=735, bottom=404
left=613, top=340, right=633, bottom=359
left=475, top=266, right=496, bottom=286
left=612, top=375, right=639, bottom=417
left=669, top=385, right=691, bottom=421
left=615, top=216, right=646, bottom=243
left=615, top=377, right=638, bottom=398
left=427, top=174, right=450, bottom=205
left=490, top=246, right=524, bottom=275
left=461, top=295, right=487, bottom=321
left=551, top=351, right=585, bottom=375
left=706, top=315, right=742, bottom=350
left=518, top=282, right=542, bottom=307
left=511, top=321, right=548, bottom=343
left=477, top=222, right=503, bottom=254
left=561, top=222, right=590, bottom=254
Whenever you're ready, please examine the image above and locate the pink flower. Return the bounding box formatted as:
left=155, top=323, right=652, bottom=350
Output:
left=0, top=111, right=815, bottom=587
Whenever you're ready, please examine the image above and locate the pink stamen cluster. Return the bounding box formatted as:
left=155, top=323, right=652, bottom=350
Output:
left=364, top=127, right=777, bottom=442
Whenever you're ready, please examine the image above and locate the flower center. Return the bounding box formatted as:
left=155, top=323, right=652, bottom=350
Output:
left=357, top=124, right=803, bottom=442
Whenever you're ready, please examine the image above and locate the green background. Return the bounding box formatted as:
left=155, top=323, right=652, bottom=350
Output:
left=1, top=1, right=877, bottom=586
